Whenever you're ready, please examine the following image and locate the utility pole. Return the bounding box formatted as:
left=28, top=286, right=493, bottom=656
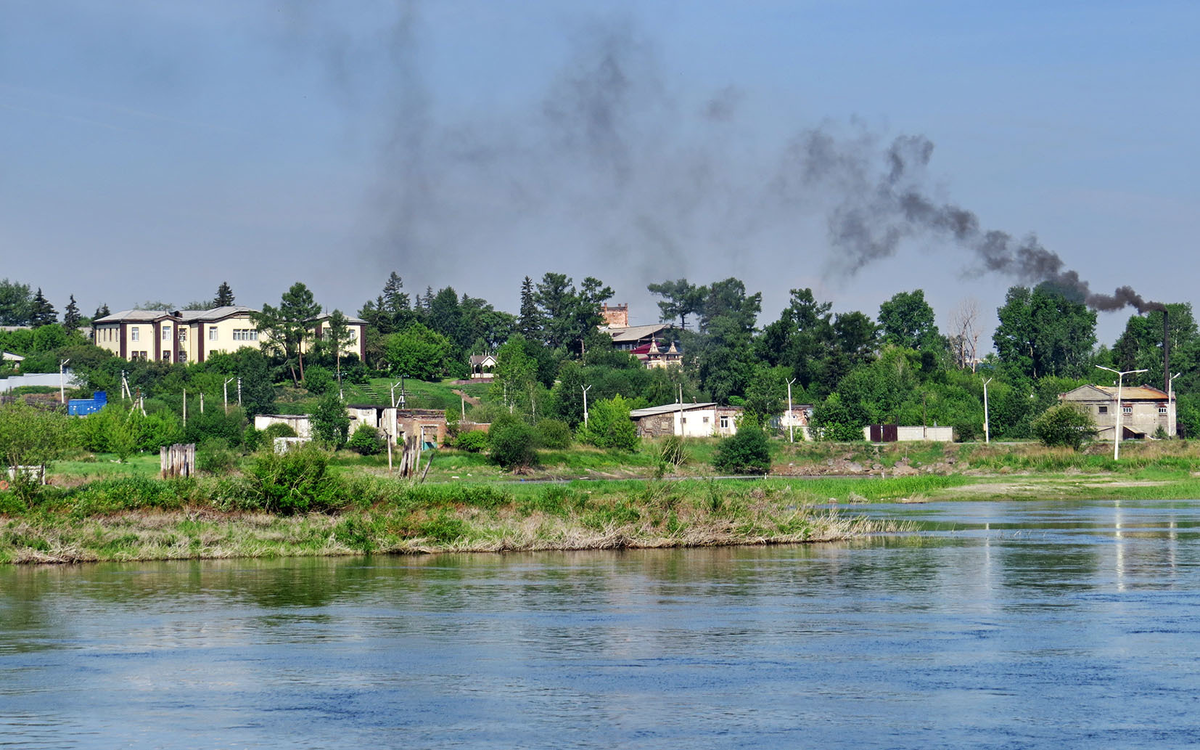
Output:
left=224, top=378, right=234, bottom=415
left=182, top=388, right=187, bottom=428
left=982, top=377, right=992, bottom=444
left=787, top=378, right=797, bottom=443
left=1097, top=365, right=1148, bottom=460
left=237, top=377, right=242, bottom=408
left=582, top=384, right=592, bottom=429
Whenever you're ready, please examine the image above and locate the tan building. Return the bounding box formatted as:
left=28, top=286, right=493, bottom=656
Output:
left=93, top=306, right=366, bottom=364
left=1060, top=384, right=1176, bottom=439
left=600, top=303, right=628, bottom=328
left=346, top=404, right=447, bottom=447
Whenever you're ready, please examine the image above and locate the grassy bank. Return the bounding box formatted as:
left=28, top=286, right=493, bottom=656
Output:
left=0, top=475, right=914, bottom=564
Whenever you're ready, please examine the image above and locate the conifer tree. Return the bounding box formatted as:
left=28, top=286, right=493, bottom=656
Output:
left=213, top=281, right=235, bottom=307
left=29, top=288, right=57, bottom=327
left=63, top=295, right=81, bottom=333
left=518, top=275, right=542, bottom=341
left=93, top=303, right=111, bottom=320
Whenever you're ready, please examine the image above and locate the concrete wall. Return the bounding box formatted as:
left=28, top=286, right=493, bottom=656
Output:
left=0, top=371, right=84, bottom=393
left=863, top=425, right=955, bottom=442
left=254, top=414, right=313, bottom=439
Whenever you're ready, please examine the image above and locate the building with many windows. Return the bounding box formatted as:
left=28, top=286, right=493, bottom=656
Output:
left=92, top=306, right=366, bottom=364
left=1059, top=384, right=1176, bottom=439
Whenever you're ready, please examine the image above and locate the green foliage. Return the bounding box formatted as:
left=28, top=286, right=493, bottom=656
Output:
left=347, top=424, right=384, bottom=455
left=712, top=421, right=772, bottom=474
left=487, top=415, right=538, bottom=469
left=659, top=435, right=687, bottom=467
left=197, top=438, right=238, bottom=474
left=536, top=418, right=572, bottom=449
left=183, top=407, right=244, bottom=448
left=303, top=364, right=335, bottom=394
left=994, top=284, right=1097, bottom=379
left=0, top=403, right=71, bottom=502
left=878, top=289, right=942, bottom=352
left=452, top=430, right=489, bottom=453
left=384, top=322, right=451, bottom=380
left=1032, top=403, right=1097, bottom=450
left=236, top=446, right=344, bottom=514
left=0, top=278, right=33, bottom=326
left=577, top=395, right=639, bottom=451
left=811, top=393, right=866, bottom=442
left=311, top=392, right=350, bottom=448
left=261, top=422, right=298, bottom=441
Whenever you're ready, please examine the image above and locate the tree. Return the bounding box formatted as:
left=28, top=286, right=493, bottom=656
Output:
left=384, top=322, right=451, bottom=380
left=213, top=281, right=235, bottom=307
left=347, top=423, right=384, bottom=455
left=29, top=288, right=57, bottom=327
left=647, top=279, right=706, bottom=330
left=236, top=349, right=276, bottom=417
left=0, top=402, right=71, bottom=502
left=93, top=303, right=111, bottom=320
left=878, top=290, right=941, bottom=351
left=491, top=334, right=538, bottom=414
left=322, top=310, right=353, bottom=392
left=0, top=279, right=33, bottom=326
left=311, top=392, right=350, bottom=447
left=255, top=282, right=321, bottom=385
left=62, top=295, right=81, bottom=334
left=948, top=298, right=982, bottom=371
left=687, top=278, right=762, bottom=403
left=487, top=415, right=538, bottom=469
left=1113, top=303, right=1199, bottom=394
left=994, top=284, right=1097, bottom=379
left=518, top=276, right=542, bottom=340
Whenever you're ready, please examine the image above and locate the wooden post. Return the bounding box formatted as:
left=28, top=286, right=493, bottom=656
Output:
left=160, top=443, right=196, bottom=479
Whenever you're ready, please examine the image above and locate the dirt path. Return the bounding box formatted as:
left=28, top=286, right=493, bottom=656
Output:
left=452, top=389, right=482, bottom=406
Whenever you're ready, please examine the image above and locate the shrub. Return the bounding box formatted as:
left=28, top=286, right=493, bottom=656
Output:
left=243, top=424, right=261, bottom=452
left=1032, top=403, right=1096, bottom=451
left=488, top=416, right=538, bottom=470
left=197, top=437, right=238, bottom=475
left=239, top=445, right=344, bottom=514
left=536, top=419, right=572, bottom=449
left=712, top=423, right=772, bottom=475
left=577, top=395, right=639, bottom=451
left=347, top=424, right=384, bottom=455
left=453, top=430, right=489, bottom=453
left=261, top=422, right=297, bottom=441
left=659, top=435, right=687, bottom=467
left=303, top=365, right=335, bottom=395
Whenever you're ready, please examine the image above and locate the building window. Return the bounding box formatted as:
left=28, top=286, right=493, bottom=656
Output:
left=232, top=329, right=260, bottom=342
left=178, top=351, right=187, bottom=363
left=131, top=327, right=140, bottom=342
left=162, top=351, right=172, bottom=361
left=681, top=417, right=687, bottom=425
left=702, top=416, right=710, bottom=424
left=1160, top=406, right=1169, bottom=415
left=1098, top=406, right=1108, bottom=414
left=162, top=326, right=171, bottom=341
left=209, top=327, right=218, bottom=341
left=720, top=416, right=729, bottom=429
left=1123, top=406, right=1132, bottom=414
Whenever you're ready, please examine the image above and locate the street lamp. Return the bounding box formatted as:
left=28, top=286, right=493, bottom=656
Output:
left=1096, top=365, right=1148, bottom=460
left=59, top=358, right=70, bottom=404
left=786, top=378, right=797, bottom=443
left=982, top=377, right=992, bottom=444
left=581, top=384, right=592, bottom=430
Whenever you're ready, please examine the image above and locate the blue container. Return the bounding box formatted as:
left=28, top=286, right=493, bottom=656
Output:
left=68, top=391, right=108, bottom=416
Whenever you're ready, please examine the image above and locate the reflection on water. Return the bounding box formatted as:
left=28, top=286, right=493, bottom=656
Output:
left=4, top=500, right=1200, bottom=748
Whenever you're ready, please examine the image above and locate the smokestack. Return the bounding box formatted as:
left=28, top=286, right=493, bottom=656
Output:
left=1164, top=308, right=1170, bottom=394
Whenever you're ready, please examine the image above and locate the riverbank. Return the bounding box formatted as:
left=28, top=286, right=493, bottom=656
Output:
left=0, top=476, right=923, bottom=564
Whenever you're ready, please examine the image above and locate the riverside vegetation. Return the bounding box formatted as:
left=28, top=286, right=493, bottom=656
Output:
left=7, top=434, right=1200, bottom=564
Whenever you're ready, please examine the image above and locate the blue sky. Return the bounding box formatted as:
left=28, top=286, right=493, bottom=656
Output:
left=2, top=0, right=1197, bottom=348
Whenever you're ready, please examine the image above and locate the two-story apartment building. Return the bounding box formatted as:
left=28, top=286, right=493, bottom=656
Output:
left=1060, top=384, right=1176, bottom=439
left=93, top=306, right=366, bottom=364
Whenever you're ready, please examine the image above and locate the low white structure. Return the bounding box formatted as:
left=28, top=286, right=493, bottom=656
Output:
left=629, top=402, right=741, bottom=438
left=254, top=414, right=313, bottom=439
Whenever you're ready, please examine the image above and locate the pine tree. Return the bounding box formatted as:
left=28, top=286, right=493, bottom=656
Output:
left=63, top=295, right=81, bottom=333
left=29, top=288, right=57, bottom=327
left=518, top=275, right=542, bottom=341
left=213, top=281, right=235, bottom=307
left=93, top=303, right=111, bottom=320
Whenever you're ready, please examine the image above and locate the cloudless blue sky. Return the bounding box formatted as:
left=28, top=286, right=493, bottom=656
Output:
left=2, top=0, right=1197, bottom=348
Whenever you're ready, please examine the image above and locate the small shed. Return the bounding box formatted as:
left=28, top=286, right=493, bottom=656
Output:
left=629, top=402, right=741, bottom=438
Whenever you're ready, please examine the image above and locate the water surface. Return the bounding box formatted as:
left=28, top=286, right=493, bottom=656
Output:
left=4, top=499, right=1200, bottom=748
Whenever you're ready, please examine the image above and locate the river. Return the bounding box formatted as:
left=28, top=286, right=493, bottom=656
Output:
left=3, top=499, right=1200, bottom=748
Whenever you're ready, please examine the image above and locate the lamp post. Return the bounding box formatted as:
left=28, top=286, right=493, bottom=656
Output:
left=59, top=358, right=70, bottom=404
left=982, top=377, right=992, bottom=444
left=1096, top=365, right=1148, bottom=460
left=582, top=384, right=592, bottom=430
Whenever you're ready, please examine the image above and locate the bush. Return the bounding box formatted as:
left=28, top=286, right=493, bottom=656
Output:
left=303, top=365, right=335, bottom=395
left=1032, top=403, right=1096, bottom=450
left=659, top=435, right=687, bottom=467
left=347, top=424, right=384, bottom=455
left=577, top=395, right=639, bottom=451
left=712, top=423, right=772, bottom=475
left=488, top=416, right=538, bottom=470
left=261, top=422, right=297, bottom=441
left=237, top=445, right=344, bottom=514
left=311, top=392, right=350, bottom=448
left=197, top=438, right=238, bottom=475
left=536, top=419, right=572, bottom=449
left=453, top=430, right=489, bottom=453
